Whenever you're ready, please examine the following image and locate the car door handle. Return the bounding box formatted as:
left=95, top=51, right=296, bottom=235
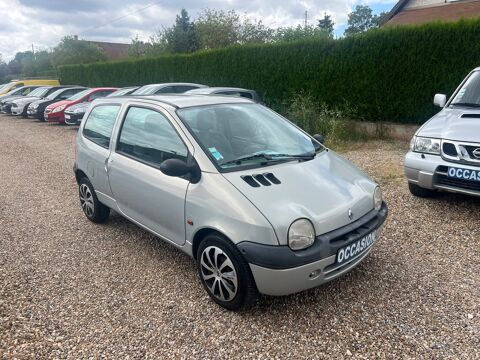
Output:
left=105, top=158, right=113, bottom=172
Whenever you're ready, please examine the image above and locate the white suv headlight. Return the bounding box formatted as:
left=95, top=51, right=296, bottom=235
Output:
left=288, top=219, right=315, bottom=251
left=374, top=186, right=382, bottom=211
left=411, top=136, right=441, bottom=155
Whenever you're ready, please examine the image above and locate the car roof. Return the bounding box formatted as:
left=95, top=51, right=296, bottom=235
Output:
left=138, top=83, right=207, bottom=88
left=186, top=87, right=254, bottom=94
left=98, top=94, right=253, bottom=109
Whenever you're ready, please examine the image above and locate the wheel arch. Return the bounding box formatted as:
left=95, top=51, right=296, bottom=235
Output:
left=75, top=169, right=88, bottom=184
left=192, top=227, right=232, bottom=260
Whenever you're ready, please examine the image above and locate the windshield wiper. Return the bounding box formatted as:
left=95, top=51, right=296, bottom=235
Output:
left=219, top=152, right=315, bottom=167
left=450, top=102, right=480, bottom=108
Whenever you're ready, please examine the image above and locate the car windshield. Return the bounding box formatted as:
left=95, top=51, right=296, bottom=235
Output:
left=47, top=88, right=66, bottom=100
left=67, top=89, right=90, bottom=101
left=0, top=83, right=12, bottom=92
left=177, top=104, right=323, bottom=171
left=107, top=87, right=136, bottom=97
left=451, top=71, right=480, bottom=107
left=132, top=85, right=158, bottom=95
left=28, top=87, right=49, bottom=97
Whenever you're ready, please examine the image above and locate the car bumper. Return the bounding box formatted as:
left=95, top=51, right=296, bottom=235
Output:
left=64, top=113, right=83, bottom=125
left=11, top=107, right=23, bottom=115
left=27, top=108, right=38, bottom=116
left=45, top=112, right=64, bottom=123
left=240, top=203, right=388, bottom=296
left=404, top=151, right=480, bottom=197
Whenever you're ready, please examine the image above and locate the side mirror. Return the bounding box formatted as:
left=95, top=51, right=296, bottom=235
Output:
left=313, top=133, right=325, bottom=144
left=433, top=94, right=447, bottom=108
left=159, top=158, right=201, bottom=183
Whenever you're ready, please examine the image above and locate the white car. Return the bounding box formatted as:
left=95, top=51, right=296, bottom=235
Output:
left=405, top=67, right=480, bottom=197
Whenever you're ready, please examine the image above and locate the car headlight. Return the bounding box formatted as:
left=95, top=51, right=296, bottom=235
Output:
left=374, top=186, right=382, bottom=211
left=52, top=104, right=66, bottom=113
left=288, top=218, right=315, bottom=251
left=411, top=136, right=441, bottom=155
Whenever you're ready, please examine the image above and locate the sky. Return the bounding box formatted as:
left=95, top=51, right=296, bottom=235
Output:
left=0, top=0, right=397, bottom=61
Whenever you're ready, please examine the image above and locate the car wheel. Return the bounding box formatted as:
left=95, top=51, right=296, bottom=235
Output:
left=78, top=177, right=110, bottom=223
left=21, top=107, right=28, bottom=118
left=197, top=234, right=258, bottom=311
left=408, top=182, right=437, bottom=198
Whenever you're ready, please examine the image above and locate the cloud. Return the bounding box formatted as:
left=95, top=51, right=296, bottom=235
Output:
left=0, top=0, right=396, bottom=61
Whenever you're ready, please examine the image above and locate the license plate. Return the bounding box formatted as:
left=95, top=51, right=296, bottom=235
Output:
left=336, top=230, right=377, bottom=265
left=65, top=115, right=70, bottom=119
left=447, top=167, right=480, bottom=182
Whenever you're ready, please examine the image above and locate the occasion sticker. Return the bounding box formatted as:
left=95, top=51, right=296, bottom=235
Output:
left=208, top=147, right=224, bottom=161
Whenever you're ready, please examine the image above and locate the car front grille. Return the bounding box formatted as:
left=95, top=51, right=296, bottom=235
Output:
left=435, top=166, right=480, bottom=192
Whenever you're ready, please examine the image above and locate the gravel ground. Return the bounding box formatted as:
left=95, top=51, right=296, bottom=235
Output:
left=0, top=115, right=478, bottom=359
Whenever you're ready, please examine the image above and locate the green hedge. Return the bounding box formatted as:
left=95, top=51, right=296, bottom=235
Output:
left=59, top=19, right=480, bottom=124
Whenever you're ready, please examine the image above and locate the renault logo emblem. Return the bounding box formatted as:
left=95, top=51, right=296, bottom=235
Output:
left=348, top=209, right=354, bottom=220
left=473, top=148, right=480, bottom=159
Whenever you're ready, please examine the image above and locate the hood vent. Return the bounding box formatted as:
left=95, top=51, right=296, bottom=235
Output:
left=460, top=114, right=480, bottom=118
left=241, top=173, right=281, bottom=188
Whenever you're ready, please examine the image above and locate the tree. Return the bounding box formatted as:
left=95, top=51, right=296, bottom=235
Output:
left=238, top=17, right=274, bottom=45
left=318, top=13, right=335, bottom=38
left=164, top=9, right=199, bottom=53
left=344, top=5, right=379, bottom=36
left=0, top=54, right=8, bottom=83
left=51, top=36, right=108, bottom=67
left=195, top=9, right=240, bottom=49
left=274, top=25, right=330, bottom=42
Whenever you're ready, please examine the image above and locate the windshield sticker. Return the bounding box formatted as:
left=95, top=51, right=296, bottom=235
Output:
left=208, top=147, right=224, bottom=160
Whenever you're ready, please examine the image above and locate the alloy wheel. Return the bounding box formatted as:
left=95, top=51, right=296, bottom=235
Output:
left=200, top=246, right=238, bottom=302
left=79, top=184, right=95, bottom=217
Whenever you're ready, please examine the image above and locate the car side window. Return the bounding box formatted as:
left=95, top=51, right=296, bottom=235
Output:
left=174, top=85, right=198, bottom=93
left=82, top=105, right=121, bottom=148
left=60, top=89, right=79, bottom=99
left=117, top=107, right=188, bottom=167
left=155, top=86, right=176, bottom=94
left=88, top=92, right=104, bottom=101
left=21, top=87, right=33, bottom=95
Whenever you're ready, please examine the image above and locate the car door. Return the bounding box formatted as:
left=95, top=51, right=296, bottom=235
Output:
left=79, top=104, right=122, bottom=200
left=107, top=105, right=191, bottom=245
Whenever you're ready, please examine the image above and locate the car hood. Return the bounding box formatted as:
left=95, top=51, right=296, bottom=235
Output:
left=65, top=102, right=89, bottom=113
left=418, top=107, right=480, bottom=142
left=222, top=150, right=377, bottom=245
left=13, top=96, right=41, bottom=104
left=46, top=99, right=74, bottom=110
left=1, top=95, right=23, bottom=103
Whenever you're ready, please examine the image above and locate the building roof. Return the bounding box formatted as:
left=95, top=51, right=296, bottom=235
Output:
left=386, top=0, right=480, bottom=25
left=88, top=41, right=129, bottom=60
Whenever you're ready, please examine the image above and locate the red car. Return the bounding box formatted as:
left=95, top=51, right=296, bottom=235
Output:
left=44, top=87, right=117, bottom=124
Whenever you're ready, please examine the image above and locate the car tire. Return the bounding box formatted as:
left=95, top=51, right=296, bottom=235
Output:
left=21, top=107, right=28, bottom=118
left=408, top=182, right=437, bottom=198
left=78, top=177, right=110, bottom=223
left=197, top=233, right=258, bottom=311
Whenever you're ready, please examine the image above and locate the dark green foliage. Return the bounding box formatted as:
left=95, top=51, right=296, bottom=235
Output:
left=59, top=19, right=480, bottom=124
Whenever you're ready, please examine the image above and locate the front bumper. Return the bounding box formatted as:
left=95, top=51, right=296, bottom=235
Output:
left=64, top=113, right=83, bottom=125
left=239, top=203, right=388, bottom=296
left=27, top=108, right=38, bottom=116
left=404, top=151, right=480, bottom=197
left=45, top=111, right=65, bottom=123
left=11, top=105, right=24, bottom=115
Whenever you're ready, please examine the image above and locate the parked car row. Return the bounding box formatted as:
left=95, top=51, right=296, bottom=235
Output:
left=0, top=82, right=263, bottom=126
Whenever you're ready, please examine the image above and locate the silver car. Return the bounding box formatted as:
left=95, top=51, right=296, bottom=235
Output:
left=405, top=68, right=480, bottom=198
left=74, top=95, right=387, bottom=310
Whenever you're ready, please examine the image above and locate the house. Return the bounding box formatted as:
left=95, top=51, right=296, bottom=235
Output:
left=385, top=0, right=480, bottom=26
left=72, top=35, right=129, bottom=60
